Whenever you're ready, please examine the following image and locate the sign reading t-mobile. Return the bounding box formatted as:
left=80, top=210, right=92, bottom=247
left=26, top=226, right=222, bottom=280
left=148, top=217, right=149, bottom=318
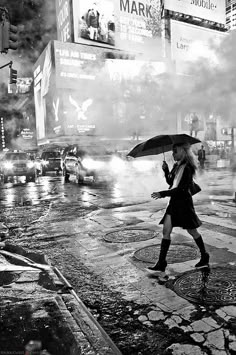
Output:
left=164, top=0, right=226, bottom=25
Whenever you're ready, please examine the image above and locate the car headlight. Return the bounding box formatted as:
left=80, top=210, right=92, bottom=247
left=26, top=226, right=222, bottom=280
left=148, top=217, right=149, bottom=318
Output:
left=4, top=161, right=13, bottom=170
left=81, top=158, right=96, bottom=170
left=42, top=160, right=49, bottom=166
left=27, top=161, right=35, bottom=168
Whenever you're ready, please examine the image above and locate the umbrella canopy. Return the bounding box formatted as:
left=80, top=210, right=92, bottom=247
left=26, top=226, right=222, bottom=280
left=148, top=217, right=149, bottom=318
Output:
left=127, top=134, right=201, bottom=158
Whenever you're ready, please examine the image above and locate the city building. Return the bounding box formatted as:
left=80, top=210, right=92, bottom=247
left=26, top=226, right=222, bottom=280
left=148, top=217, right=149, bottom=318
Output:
left=33, top=0, right=233, bottom=154
left=162, top=0, right=234, bottom=153
left=226, top=0, right=236, bottom=30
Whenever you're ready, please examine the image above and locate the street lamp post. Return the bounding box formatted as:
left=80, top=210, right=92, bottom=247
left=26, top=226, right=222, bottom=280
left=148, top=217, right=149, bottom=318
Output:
left=231, top=127, right=236, bottom=202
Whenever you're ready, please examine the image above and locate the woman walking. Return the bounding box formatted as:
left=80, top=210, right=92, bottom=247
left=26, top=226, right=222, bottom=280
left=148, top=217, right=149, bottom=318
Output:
left=147, top=143, right=209, bottom=277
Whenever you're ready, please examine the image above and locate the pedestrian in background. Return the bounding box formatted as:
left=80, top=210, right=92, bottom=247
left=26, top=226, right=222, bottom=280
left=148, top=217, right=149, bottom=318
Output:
left=147, top=143, right=209, bottom=278
left=86, top=3, right=100, bottom=40
left=198, top=145, right=206, bottom=170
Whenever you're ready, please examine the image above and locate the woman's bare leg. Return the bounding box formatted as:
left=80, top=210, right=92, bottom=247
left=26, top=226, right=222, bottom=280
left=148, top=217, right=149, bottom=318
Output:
left=163, top=214, right=173, bottom=240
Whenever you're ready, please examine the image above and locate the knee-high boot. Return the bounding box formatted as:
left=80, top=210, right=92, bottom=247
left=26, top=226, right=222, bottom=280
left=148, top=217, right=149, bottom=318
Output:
left=194, top=235, right=209, bottom=268
left=147, top=239, right=170, bottom=272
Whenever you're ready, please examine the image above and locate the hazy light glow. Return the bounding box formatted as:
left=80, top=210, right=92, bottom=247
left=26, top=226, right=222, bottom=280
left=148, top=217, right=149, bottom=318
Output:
left=82, top=158, right=105, bottom=170
left=109, top=156, right=126, bottom=173
left=132, top=160, right=156, bottom=172
left=6, top=188, right=15, bottom=204
left=188, top=41, right=218, bottom=65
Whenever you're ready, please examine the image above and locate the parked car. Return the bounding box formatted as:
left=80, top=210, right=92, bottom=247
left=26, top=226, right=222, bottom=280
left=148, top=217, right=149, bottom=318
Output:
left=0, top=151, right=36, bottom=183
left=39, top=150, right=62, bottom=175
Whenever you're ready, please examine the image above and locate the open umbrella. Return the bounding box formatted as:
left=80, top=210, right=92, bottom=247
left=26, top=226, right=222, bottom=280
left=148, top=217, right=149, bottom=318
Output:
left=127, top=134, right=201, bottom=158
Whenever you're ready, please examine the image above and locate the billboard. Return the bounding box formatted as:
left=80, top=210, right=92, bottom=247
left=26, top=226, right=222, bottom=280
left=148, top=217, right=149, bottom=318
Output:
left=72, top=0, right=163, bottom=59
left=53, top=40, right=106, bottom=89
left=33, top=42, right=55, bottom=140
left=55, top=0, right=73, bottom=42
left=34, top=40, right=168, bottom=143
left=33, top=41, right=107, bottom=140
left=170, top=20, right=226, bottom=73
left=164, top=0, right=226, bottom=25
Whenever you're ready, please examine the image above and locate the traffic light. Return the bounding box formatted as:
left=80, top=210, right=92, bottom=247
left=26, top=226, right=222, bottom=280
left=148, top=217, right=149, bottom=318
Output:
left=2, top=21, right=18, bottom=52
left=9, top=67, right=17, bottom=84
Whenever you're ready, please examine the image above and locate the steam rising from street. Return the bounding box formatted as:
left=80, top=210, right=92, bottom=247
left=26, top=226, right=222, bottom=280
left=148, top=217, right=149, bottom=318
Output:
left=1, top=1, right=236, bottom=200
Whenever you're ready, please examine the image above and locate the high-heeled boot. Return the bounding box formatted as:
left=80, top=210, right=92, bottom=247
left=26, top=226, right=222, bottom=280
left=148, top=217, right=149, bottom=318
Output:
left=147, top=239, right=170, bottom=273
left=194, top=235, right=210, bottom=268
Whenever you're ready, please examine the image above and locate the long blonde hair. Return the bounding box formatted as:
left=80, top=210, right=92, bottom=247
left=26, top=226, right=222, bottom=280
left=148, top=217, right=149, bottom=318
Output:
left=173, top=143, right=198, bottom=175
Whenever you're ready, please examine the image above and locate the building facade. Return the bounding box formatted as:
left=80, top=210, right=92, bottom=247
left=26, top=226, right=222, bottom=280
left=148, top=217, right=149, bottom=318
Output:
left=33, top=0, right=232, bottom=152
left=226, top=0, right=236, bottom=30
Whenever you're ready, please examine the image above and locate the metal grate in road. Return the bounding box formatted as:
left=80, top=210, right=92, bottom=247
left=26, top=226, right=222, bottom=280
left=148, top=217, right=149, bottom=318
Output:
left=173, top=266, right=236, bottom=306
left=133, top=243, right=199, bottom=263
left=103, top=229, right=158, bottom=243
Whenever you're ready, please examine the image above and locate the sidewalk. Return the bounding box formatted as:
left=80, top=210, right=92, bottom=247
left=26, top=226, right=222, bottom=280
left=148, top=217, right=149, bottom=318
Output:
left=0, top=194, right=236, bottom=355
left=0, top=223, right=122, bottom=355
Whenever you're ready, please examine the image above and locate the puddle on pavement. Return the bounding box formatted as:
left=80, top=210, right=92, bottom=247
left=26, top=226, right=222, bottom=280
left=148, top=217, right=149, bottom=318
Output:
left=0, top=271, right=19, bottom=286
left=206, top=211, right=232, bottom=218
left=0, top=299, right=77, bottom=355
left=206, top=211, right=236, bottom=222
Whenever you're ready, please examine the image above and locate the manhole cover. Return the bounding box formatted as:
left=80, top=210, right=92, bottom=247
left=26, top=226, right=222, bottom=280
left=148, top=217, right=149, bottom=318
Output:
left=134, top=244, right=198, bottom=263
left=173, top=266, right=236, bottom=306
left=0, top=271, right=19, bottom=286
left=103, top=229, right=158, bottom=243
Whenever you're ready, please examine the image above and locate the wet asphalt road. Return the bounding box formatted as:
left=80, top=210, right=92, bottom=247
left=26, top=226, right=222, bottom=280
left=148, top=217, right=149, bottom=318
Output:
left=0, top=166, right=235, bottom=208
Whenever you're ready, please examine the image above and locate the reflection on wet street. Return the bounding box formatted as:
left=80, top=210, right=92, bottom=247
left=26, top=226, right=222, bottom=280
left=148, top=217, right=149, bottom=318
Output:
left=0, top=168, right=235, bottom=210
left=0, top=174, right=64, bottom=207
left=1, top=167, right=236, bottom=355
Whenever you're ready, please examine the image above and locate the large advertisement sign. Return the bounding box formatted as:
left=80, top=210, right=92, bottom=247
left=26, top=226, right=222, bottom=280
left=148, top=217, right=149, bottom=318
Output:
left=34, top=40, right=168, bottom=142
left=53, top=40, right=105, bottom=89
left=72, top=0, right=115, bottom=46
left=171, top=20, right=226, bottom=74
left=55, top=0, right=73, bottom=42
left=33, top=41, right=105, bottom=140
left=33, top=42, right=55, bottom=140
left=164, top=0, right=226, bottom=24
left=72, top=0, right=162, bottom=59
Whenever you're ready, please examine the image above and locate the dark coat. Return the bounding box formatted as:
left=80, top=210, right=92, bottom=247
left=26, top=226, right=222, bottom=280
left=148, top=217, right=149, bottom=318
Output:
left=198, top=148, right=206, bottom=161
left=159, top=162, right=202, bottom=229
left=87, top=9, right=100, bottom=28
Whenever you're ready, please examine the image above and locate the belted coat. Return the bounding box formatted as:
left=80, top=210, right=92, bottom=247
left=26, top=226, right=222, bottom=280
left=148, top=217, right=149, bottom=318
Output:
left=159, top=162, right=202, bottom=229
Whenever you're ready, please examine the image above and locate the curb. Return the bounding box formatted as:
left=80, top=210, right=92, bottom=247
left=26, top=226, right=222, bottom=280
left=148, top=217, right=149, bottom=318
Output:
left=54, top=267, right=122, bottom=355
left=0, top=242, right=122, bottom=355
